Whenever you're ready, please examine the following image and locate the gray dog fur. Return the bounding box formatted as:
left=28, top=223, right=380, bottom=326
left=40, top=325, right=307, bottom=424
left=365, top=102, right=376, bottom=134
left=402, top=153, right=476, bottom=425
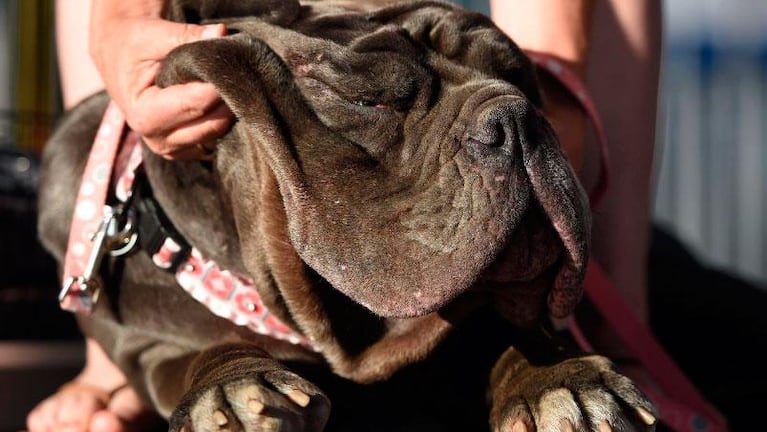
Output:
left=38, top=1, right=657, bottom=430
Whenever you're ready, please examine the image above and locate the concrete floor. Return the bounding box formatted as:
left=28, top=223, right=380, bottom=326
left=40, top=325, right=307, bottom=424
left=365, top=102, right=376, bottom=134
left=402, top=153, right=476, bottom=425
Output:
left=0, top=341, right=84, bottom=432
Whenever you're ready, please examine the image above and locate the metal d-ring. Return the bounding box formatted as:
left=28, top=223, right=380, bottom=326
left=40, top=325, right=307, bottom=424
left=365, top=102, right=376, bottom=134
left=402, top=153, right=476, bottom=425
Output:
left=109, top=207, right=138, bottom=257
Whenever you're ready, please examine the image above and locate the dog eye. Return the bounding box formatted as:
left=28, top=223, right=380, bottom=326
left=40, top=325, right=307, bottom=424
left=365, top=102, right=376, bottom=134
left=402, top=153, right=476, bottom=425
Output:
left=353, top=99, right=389, bottom=109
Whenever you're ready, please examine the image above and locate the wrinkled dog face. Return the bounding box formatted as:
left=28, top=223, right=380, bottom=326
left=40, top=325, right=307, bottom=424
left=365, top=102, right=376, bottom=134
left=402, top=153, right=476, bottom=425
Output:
left=159, top=0, right=589, bottom=322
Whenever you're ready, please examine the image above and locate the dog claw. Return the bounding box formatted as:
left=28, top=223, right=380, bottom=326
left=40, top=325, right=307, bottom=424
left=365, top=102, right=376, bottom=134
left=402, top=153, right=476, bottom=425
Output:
left=560, top=419, right=575, bottom=432
left=511, top=421, right=528, bottom=432
left=248, top=398, right=265, bottom=414
left=637, top=407, right=657, bottom=426
left=213, top=409, right=229, bottom=427
left=287, top=389, right=311, bottom=407
left=598, top=420, right=612, bottom=432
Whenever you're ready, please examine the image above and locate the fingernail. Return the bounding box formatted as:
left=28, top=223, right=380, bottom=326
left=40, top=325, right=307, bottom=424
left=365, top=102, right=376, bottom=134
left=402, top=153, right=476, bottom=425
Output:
left=560, top=419, right=576, bottom=432
left=511, top=421, right=528, bottom=432
left=201, top=24, right=224, bottom=40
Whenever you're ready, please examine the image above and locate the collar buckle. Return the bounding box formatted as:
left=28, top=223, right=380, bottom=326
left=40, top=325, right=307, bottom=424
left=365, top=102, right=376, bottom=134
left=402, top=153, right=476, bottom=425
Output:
left=58, top=201, right=138, bottom=311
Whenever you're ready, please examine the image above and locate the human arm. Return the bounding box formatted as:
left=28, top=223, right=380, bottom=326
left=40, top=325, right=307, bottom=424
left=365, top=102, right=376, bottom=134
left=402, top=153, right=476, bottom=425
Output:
left=489, top=0, right=596, bottom=173
left=490, top=0, right=595, bottom=76
left=55, top=0, right=103, bottom=109
left=87, top=0, right=233, bottom=159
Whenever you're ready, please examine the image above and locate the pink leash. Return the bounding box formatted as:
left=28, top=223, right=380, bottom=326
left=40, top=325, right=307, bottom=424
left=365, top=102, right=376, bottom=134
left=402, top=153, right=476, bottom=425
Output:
left=59, top=104, right=140, bottom=313
left=581, top=262, right=728, bottom=432
left=60, top=102, right=315, bottom=350
left=528, top=51, right=729, bottom=432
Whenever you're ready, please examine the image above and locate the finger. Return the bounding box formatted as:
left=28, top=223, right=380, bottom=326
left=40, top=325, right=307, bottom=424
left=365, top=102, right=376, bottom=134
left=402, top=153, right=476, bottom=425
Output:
left=107, top=383, right=149, bottom=421
left=55, top=390, right=104, bottom=431
left=128, top=82, right=224, bottom=138
left=104, top=385, right=165, bottom=432
left=144, top=102, right=234, bottom=160
left=133, top=21, right=226, bottom=60
left=28, top=381, right=113, bottom=432
left=162, top=142, right=218, bottom=161
left=90, top=410, right=126, bottom=432
left=27, top=398, right=58, bottom=432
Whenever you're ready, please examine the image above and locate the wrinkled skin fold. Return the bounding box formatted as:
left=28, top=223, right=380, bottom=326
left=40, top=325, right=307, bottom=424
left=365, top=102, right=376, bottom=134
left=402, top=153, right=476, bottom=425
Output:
left=159, top=0, right=589, bottom=320
left=38, top=1, right=656, bottom=431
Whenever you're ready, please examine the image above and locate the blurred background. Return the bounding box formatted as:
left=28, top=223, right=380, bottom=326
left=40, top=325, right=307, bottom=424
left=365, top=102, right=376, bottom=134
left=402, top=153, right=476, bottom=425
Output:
left=656, top=0, right=767, bottom=289
left=1, top=1, right=83, bottom=431
left=0, top=0, right=765, bottom=430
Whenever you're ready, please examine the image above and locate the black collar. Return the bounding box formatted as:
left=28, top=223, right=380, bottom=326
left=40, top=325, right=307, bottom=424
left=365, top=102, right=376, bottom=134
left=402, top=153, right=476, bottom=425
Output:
left=129, top=171, right=191, bottom=272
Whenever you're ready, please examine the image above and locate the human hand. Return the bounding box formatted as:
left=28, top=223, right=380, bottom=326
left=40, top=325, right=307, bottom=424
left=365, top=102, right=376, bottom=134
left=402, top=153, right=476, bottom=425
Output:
left=27, top=382, right=162, bottom=432
left=27, top=337, right=163, bottom=432
left=89, top=1, right=234, bottom=159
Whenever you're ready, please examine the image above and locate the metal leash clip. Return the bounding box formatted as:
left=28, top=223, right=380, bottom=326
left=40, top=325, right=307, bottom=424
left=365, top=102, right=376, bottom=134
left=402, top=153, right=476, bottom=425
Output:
left=59, top=203, right=138, bottom=311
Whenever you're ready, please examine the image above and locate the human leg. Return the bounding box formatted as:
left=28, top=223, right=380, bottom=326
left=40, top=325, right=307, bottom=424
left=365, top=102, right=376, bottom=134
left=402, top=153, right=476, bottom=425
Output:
left=585, top=0, right=663, bottom=322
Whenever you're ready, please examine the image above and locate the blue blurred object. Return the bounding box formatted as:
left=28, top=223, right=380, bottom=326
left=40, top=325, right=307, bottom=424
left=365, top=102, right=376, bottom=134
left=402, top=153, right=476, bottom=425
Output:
left=655, top=0, right=767, bottom=288
left=454, top=0, right=489, bottom=15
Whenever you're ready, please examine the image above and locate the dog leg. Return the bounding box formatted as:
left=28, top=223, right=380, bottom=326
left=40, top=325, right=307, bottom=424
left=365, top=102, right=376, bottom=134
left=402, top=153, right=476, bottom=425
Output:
left=169, top=344, right=329, bottom=432
left=489, top=347, right=657, bottom=432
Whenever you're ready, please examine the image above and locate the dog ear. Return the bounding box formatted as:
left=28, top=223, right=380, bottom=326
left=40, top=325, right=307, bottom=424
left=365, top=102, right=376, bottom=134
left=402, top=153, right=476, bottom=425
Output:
left=156, top=32, right=323, bottom=219
left=154, top=19, right=589, bottom=321
left=516, top=105, right=591, bottom=318
left=156, top=35, right=501, bottom=319
left=168, top=0, right=301, bottom=26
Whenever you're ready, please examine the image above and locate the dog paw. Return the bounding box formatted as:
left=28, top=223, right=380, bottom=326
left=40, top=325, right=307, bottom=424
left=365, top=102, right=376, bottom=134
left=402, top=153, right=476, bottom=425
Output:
left=491, top=354, right=658, bottom=432
left=170, top=369, right=329, bottom=432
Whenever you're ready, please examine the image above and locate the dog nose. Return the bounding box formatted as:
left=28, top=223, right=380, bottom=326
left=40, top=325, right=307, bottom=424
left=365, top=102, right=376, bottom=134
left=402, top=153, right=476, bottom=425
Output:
left=464, top=97, right=534, bottom=155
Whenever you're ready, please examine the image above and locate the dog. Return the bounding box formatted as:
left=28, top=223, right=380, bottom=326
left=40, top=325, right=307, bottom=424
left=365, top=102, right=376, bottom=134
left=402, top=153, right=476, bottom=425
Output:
left=38, top=1, right=657, bottom=430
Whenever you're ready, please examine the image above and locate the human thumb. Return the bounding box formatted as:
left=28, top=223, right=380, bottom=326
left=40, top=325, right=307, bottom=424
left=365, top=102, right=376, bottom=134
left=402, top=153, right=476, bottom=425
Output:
left=163, top=22, right=227, bottom=53
left=90, top=410, right=127, bottom=432
left=200, top=23, right=227, bottom=40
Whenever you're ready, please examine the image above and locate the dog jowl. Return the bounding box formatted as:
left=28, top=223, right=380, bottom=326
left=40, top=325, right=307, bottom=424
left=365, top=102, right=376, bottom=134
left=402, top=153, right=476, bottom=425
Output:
left=38, top=1, right=657, bottom=431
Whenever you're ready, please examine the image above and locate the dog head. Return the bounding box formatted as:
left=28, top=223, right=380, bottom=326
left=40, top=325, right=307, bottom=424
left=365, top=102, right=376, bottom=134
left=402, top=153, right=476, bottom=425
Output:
left=157, top=0, right=590, bottom=322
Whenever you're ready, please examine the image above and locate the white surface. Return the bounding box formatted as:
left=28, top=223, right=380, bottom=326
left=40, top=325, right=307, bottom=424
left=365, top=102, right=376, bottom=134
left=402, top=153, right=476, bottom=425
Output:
left=666, top=0, right=767, bottom=47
